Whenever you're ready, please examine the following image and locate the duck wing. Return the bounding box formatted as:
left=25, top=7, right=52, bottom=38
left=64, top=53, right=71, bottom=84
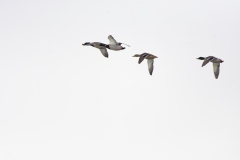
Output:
left=213, top=63, right=220, bottom=79
left=202, top=56, right=215, bottom=67
left=147, top=59, right=154, bottom=75
left=99, top=48, right=108, bottom=58
left=108, top=35, right=118, bottom=45
left=138, top=53, right=150, bottom=64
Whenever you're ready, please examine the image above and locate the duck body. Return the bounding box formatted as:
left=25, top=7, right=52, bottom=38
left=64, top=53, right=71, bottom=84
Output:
left=133, top=53, right=158, bottom=75
left=196, top=56, right=224, bottom=79
left=106, top=44, right=124, bottom=50
left=82, top=42, right=107, bottom=49
left=82, top=42, right=108, bottom=58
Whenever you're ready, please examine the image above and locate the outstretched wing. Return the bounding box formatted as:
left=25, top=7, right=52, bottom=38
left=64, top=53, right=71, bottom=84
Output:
left=108, top=35, right=118, bottom=45
left=138, top=53, right=150, bottom=64
left=202, top=56, right=215, bottom=67
left=213, top=63, right=220, bottom=79
left=99, top=48, right=108, bottom=58
left=147, top=59, right=154, bottom=75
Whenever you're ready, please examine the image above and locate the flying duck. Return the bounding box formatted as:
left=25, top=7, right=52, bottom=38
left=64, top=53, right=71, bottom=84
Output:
left=196, top=56, right=224, bottom=79
left=133, top=53, right=158, bottom=75
left=82, top=42, right=108, bottom=58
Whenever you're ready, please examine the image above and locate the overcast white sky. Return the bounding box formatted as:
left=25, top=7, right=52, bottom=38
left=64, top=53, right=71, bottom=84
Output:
left=0, top=0, right=240, bottom=159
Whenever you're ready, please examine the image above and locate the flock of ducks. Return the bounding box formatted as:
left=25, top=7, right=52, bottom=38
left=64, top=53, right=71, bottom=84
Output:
left=83, top=35, right=224, bottom=79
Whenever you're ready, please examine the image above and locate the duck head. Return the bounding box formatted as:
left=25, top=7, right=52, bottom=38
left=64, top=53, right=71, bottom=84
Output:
left=82, top=42, right=93, bottom=47
left=196, top=57, right=205, bottom=60
left=132, top=54, right=141, bottom=57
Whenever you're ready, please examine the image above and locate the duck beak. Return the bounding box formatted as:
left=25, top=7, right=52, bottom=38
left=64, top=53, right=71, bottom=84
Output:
left=122, top=47, right=125, bottom=50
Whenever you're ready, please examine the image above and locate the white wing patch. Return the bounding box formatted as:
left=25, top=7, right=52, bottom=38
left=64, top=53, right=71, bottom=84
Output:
left=108, top=35, right=118, bottom=45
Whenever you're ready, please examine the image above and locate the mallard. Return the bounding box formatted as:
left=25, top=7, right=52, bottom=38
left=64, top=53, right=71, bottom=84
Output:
left=106, top=35, right=130, bottom=51
left=133, top=53, right=158, bottom=75
left=196, top=56, right=224, bottom=79
left=82, top=42, right=108, bottom=58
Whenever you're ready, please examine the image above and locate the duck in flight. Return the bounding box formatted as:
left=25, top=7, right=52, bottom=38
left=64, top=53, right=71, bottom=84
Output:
left=196, top=56, right=224, bottom=79
left=133, top=53, right=158, bottom=75
left=82, top=35, right=129, bottom=58
left=82, top=42, right=109, bottom=58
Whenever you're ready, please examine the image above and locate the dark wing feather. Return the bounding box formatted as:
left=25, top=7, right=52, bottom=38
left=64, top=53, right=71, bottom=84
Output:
left=138, top=53, right=150, bottom=64
left=202, top=56, right=214, bottom=67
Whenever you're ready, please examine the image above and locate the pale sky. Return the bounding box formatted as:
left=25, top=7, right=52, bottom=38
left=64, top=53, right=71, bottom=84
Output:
left=0, top=0, right=240, bottom=160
